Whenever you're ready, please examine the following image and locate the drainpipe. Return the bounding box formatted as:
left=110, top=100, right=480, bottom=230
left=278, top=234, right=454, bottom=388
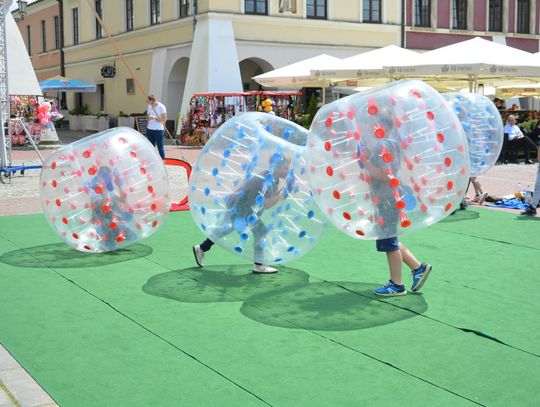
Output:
left=58, top=0, right=66, bottom=106
left=401, top=0, right=406, bottom=48
left=58, top=0, right=65, bottom=76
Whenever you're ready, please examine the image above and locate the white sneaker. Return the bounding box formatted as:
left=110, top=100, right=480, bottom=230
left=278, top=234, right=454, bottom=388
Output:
left=477, top=192, right=488, bottom=204
left=193, top=245, right=204, bottom=267
left=252, top=264, right=277, bottom=274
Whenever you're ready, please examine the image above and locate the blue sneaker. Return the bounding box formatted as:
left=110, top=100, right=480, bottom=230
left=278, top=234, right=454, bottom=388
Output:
left=373, top=280, right=407, bottom=296
left=411, top=263, right=432, bottom=292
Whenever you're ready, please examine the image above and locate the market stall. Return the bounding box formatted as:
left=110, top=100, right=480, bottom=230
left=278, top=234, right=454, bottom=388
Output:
left=178, top=91, right=301, bottom=145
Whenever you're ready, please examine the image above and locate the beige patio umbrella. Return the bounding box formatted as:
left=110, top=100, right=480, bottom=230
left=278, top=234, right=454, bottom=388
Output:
left=311, top=45, right=420, bottom=82
left=252, top=54, right=343, bottom=88
left=383, top=37, right=540, bottom=91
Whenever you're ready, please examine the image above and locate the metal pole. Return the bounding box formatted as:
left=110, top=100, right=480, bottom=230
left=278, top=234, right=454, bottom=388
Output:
left=0, top=3, right=11, bottom=175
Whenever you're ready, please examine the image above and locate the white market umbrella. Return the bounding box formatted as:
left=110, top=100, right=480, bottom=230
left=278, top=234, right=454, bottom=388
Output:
left=252, top=54, right=343, bottom=88
left=384, top=37, right=540, bottom=89
left=311, top=45, right=420, bottom=81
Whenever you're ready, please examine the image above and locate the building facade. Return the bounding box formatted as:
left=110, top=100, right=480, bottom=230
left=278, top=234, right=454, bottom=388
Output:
left=406, top=0, right=539, bottom=51
left=32, top=0, right=404, bottom=120
left=13, top=0, right=61, bottom=81
left=13, top=0, right=540, bottom=125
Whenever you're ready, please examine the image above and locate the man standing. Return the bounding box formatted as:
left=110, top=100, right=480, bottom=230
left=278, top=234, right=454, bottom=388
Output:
left=146, top=94, right=167, bottom=159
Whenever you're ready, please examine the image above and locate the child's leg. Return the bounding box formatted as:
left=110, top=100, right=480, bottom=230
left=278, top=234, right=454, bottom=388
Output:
left=470, top=177, right=483, bottom=196
left=377, top=238, right=402, bottom=284
left=373, top=237, right=407, bottom=295
left=386, top=250, right=403, bottom=285
left=200, top=238, right=214, bottom=252
left=399, top=243, right=421, bottom=271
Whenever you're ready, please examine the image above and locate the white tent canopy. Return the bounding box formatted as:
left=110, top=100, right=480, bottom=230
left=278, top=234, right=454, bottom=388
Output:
left=252, top=54, right=343, bottom=88
left=311, top=45, right=420, bottom=81
left=6, top=13, right=42, bottom=96
left=384, top=37, right=540, bottom=84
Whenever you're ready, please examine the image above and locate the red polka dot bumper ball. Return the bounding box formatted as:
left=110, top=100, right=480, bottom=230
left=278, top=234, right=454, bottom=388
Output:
left=189, top=112, right=327, bottom=265
left=306, top=80, right=470, bottom=240
left=442, top=93, right=504, bottom=176
left=40, top=127, right=171, bottom=252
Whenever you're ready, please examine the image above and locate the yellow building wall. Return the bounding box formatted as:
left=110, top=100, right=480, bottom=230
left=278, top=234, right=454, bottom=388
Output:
left=62, top=0, right=402, bottom=116
left=66, top=52, right=153, bottom=115
left=232, top=16, right=399, bottom=48
left=66, top=21, right=193, bottom=63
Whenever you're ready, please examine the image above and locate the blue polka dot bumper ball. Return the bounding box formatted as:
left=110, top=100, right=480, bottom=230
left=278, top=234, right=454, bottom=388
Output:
left=306, top=80, right=470, bottom=241
left=189, top=112, right=327, bottom=264
left=442, top=93, right=504, bottom=176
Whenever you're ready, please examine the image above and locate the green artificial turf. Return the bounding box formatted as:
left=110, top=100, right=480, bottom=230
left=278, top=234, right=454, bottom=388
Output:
left=0, top=207, right=538, bottom=406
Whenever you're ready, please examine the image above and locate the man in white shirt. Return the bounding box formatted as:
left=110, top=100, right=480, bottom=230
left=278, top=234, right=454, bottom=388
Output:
left=146, top=94, right=167, bottom=159
left=502, top=115, right=537, bottom=164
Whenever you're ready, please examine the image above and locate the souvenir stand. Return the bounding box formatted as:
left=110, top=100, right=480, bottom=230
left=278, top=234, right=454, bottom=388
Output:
left=178, top=91, right=301, bottom=146
left=1, top=11, right=48, bottom=179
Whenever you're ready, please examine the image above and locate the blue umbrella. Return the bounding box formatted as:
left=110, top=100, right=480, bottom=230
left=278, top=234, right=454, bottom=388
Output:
left=39, top=75, right=96, bottom=93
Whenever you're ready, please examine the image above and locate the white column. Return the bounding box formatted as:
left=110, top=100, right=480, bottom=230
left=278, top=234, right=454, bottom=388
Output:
left=178, top=14, right=243, bottom=134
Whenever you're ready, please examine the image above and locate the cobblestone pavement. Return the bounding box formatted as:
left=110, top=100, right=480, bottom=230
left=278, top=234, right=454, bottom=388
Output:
left=0, top=130, right=538, bottom=406
left=1, top=130, right=538, bottom=216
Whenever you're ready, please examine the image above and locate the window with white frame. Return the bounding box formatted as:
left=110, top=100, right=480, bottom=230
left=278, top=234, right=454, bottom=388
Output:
left=488, top=0, right=503, bottom=31
left=26, top=25, right=31, bottom=55
left=72, top=7, right=79, bottom=45
left=415, top=0, right=431, bottom=27
left=363, top=0, right=381, bottom=23
left=41, top=20, right=47, bottom=52
left=307, top=0, right=327, bottom=19
left=95, top=0, right=103, bottom=38
left=452, top=0, right=467, bottom=29
left=179, top=0, right=189, bottom=18
left=150, top=0, right=160, bottom=25
left=516, top=0, right=530, bottom=33
left=126, top=0, right=134, bottom=31
left=245, top=0, right=267, bottom=15
left=54, top=16, right=60, bottom=49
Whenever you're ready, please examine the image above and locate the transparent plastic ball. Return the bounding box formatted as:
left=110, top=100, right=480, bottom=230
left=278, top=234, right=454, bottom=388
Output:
left=442, top=92, right=504, bottom=176
left=189, top=112, right=327, bottom=264
left=40, top=127, right=170, bottom=252
left=306, top=80, right=470, bottom=240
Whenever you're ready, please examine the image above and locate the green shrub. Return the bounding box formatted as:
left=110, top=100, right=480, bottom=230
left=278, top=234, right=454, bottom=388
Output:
left=519, top=119, right=537, bottom=135
left=306, top=94, right=319, bottom=127
left=68, top=104, right=93, bottom=116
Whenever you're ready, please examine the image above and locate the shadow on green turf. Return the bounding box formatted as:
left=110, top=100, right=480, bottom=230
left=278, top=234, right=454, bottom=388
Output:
left=440, top=210, right=480, bottom=222
left=0, top=243, right=153, bottom=268
left=514, top=215, right=540, bottom=221
left=142, top=264, right=310, bottom=303
left=240, top=281, right=428, bottom=331
left=143, top=266, right=427, bottom=330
